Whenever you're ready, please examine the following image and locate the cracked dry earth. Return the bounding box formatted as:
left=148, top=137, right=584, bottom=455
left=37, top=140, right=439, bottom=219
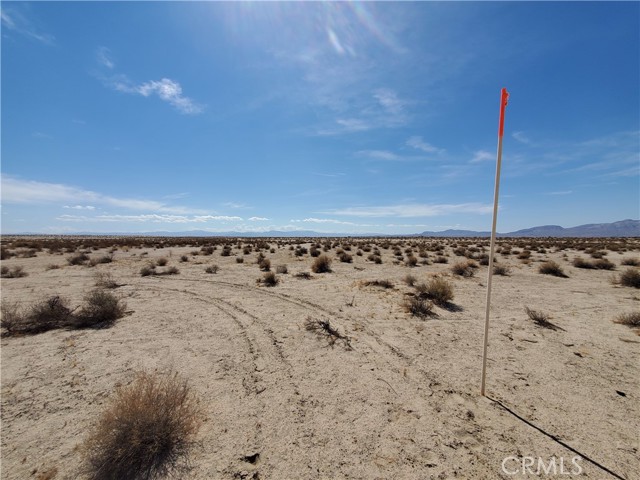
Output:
left=1, top=242, right=639, bottom=479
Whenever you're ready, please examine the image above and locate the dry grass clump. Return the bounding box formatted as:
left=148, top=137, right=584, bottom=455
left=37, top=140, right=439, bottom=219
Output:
left=405, top=255, right=418, bottom=267
left=614, top=312, right=640, bottom=330
left=258, top=258, right=271, bottom=272
left=304, top=317, right=351, bottom=349
left=157, top=257, right=168, bottom=266
left=140, top=265, right=156, bottom=277
left=525, top=306, right=561, bottom=331
left=621, top=257, right=640, bottom=267
left=613, top=268, right=640, bottom=288
left=451, top=261, right=476, bottom=277
left=1, top=265, right=27, bottom=278
left=294, top=272, right=313, bottom=280
left=338, top=252, right=353, bottom=263
left=1, top=296, right=73, bottom=335
left=403, top=296, right=435, bottom=318
left=276, top=264, right=288, bottom=274
left=259, top=271, right=279, bottom=287
left=573, top=257, right=616, bottom=270
left=418, top=277, right=454, bottom=306
left=72, top=290, right=127, bottom=329
left=433, top=256, right=448, bottom=264
left=362, top=279, right=394, bottom=289
left=493, top=264, right=511, bottom=276
left=67, top=253, right=90, bottom=266
left=89, top=255, right=113, bottom=267
left=94, top=271, right=120, bottom=289
left=204, top=265, right=219, bottom=274
left=311, top=255, right=332, bottom=273
left=538, top=261, right=568, bottom=278
left=82, top=371, right=201, bottom=480
left=403, top=274, right=417, bottom=287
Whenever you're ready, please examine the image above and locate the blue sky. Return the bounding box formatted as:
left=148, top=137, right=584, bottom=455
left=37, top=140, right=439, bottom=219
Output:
left=1, top=1, right=638, bottom=234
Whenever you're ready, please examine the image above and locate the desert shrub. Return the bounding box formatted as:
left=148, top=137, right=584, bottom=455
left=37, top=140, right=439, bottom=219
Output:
left=422, top=277, right=454, bottom=306
left=309, top=247, right=320, bottom=257
left=94, top=272, right=119, bottom=289
left=573, top=257, right=595, bottom=269
left=157, top=257, right=168, bottom=266
left=538, top=261, right=568, bottom=278
left=140, top=265, right=156, bottom=277
left=405, top=255, right=418, bottom=267
left=433, top=256, right=448, bottom=264
left=162, top=266, right=180, bottom=276
left=204, top=265, right=219, bottom=274
left=451, top=261, right=475, bottom=277
left=73, top=290, right=126, bottom=329
left=493, top=264, right=511, bottom=276
left=338, top=252, right=352, bottom=263
left=220, top=246, right=232, bottom=256
left=311, top=255, right=332, bottom=273
left=90, top=255, right=113, bottom=267
left=259, top=258, right=271, bottom=271
left=276, top=264, right=288, bottom=274
left=617, top=268, right=640, bottom=288
left=1, top=265, right=27, bottom=278
left=362, top=279, right=394, bottom=289
left=201, top=246, right=214, bottom=256
left=592, top=258, right=615, bottom=270
left=403, top=274, right=417, bottom=287
left=179, top=255, right=189, bottom=263
left=46, top=264, right=60, bottom=271
left=1, top=296, right=73, bottom=335
left=294, top=272, right=313, bottom=280
left=304, top=317, right=351, bottom=349
left=68, top=253, right=90, bottom=266
left=525, top=306, right=559, bottom=330
left=403, top=296, right=434, bottom=318
left=621, top=257, right=640, bottom=267
left=260, top=272, right=279, bottom=287
left=614, top=312, right=640, bottom=328
left=82, top=371, right=201, bottom=480
left=236, top=257, right=244, bottom=264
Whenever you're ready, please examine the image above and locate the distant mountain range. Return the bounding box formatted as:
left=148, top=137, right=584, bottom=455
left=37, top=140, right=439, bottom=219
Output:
left=9, top=219, right=639, bottom=238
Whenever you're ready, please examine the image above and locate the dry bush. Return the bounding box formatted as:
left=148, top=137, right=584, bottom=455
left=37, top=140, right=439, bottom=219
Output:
left=294, top=272, right=313, bottom=280
left=46, top=264, right=60, bottom=271
left=433, top=256, right=448, bottom=264
left=362, top=279, right=394, bottom=289
left=338, top=252, right=353, bottom=263
left=572, top=257, right=595, bottom=269
left=311, top=255, right=332, bottom=273
left=204, top=265, right=219, bottom=274
left=90, top=255, right=113, bottom=267
left=94, top=271, right=120, bottom=289
left=162, top=266, right=180, bottom=276
left=82, top=371, right=201, bottom=480
left=1, top=296, right=73, bottom=335
left=403, top=274, right=417, bottom=287
left=493, top=264, right=511, bottom=276
left=276, top=264, right=288, bottom=274
left=259, top=258, right=271, bottom=271
left=525, top=306, right=560, bottom=331
left=304, top=317, right=351, bottom=349
left=157, top=257, right=168, bottom=266
left=592, top=258, right=616, bottom=270
left=140, top=265, right=156, bottom=277
left=235, top=257, right=244, bottom=263
left=451, top=261, right=475, bottom=277
left=615, top=268, right=640, bottom=288
left=68, top=253, right=90, bottom=266
left=421, top=277, right=454, bottom=306
left=621, top=257, right=640, bottom=267
left=538, top=261, right=568, bottom=278
left=179, top=255, right=189, bottom=263
left=1, top=265, right=27, bottom=278
left=72, top=290, right=126, bottom=329
left=260, top=272, right=279, bottom=287
left=403, top=296, right=435, bottom=318
left=614, top=312, right=640, bottom=329
left=405, top=255, right=418, bottom=267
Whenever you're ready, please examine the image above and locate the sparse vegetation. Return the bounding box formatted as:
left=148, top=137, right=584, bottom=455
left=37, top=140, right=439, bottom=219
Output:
left=1, top=265, right=27, bottom=278
left=67, top=253, right=90, bottom=266
left=205, top=265, right=219, bottom=274
left=276, top=264, right=288, bottom=274
left=72, top=290, right=127, bottom=329
left=82, top=371, right=201, bottom=480
left=294, top=272, right=313, bottom=280
left=451, top=261, right=476, bottom=277
left=614, top=268, right=640, bottom=288
left=420, top=277, right=454, bottom=306
left=403, top=274, right=417, bottom=287
left=362, top=279, right=394, bottom=289
left=621, top=257, right=640, bottom=267
left=94, top=271, right=120, bottom=289
left=311, top=255, right=332, bottom=273
left=260, top=271, right=279, bottom=287
left=538, top=261, right=568, bottom=278
left=403, top=295, right=435, bottom=318
left=304, top=317, right=351, bottom=349
left=614, top=312, right=640, bottom=329
left=493, top=264, right=511, bottom=276
left=525, top=306, right=560, bottom=330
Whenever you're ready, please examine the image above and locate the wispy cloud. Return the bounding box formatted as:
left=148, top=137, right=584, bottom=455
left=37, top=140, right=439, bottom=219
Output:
left=470, top=150, right=494, bottom=163
left=406, top=136, right=443, bottom=154
left=223, top=202, right=251, bottom=209
left=108, top=77, right=204, bottom=115
left=64, top=205, right=96, bottom=210
left=1, top=7, right=54, bottom=45
left=323, top=203, right=493, bottom=218
left=545, top=190, right=573, bottom=196
left=31, top=132, right=53, bottom=140
left=356, top=150, right=402, bottom=161
left=1, top=175, right=206, bottom=215
left=291, top=217, right=379, bottom=227
left=248, top=217, right=269, bottom=221
left=512, top=131, right=531, bottom=144
left=96, top=46, right=114, bottom=69
left=57, top=214, right=242, bottom=223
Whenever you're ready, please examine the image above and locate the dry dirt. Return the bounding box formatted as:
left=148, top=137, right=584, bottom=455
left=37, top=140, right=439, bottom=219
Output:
left=1, top=239, right=639, bottom=479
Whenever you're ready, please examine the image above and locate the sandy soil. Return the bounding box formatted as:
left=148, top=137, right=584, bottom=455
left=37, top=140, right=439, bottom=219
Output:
left=1, top=239, right=639, bottom=479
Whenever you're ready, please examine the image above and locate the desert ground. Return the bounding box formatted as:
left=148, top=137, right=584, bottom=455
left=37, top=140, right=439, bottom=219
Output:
left=1, top=236, right=639, bottom=479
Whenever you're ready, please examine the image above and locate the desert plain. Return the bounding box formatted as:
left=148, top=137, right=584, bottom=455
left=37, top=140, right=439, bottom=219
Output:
left=1, top=236, right=638, bottom=479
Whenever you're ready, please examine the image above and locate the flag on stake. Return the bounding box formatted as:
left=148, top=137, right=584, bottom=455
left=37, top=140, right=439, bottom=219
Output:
left=480, top=88, right=509, bottom=397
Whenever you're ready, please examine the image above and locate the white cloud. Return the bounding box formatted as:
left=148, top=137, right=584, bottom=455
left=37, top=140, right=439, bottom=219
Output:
left=545, top=190, right=573, bottom=196
left=64, top=205, right=96, bottom=210
left=470, top=150, right=494, bottom=163
left=373, top=88, right=405, bottom=116
left=1, top=175, right=205, bottom=214
left=512, top=131, right=530, bottom=144
left=248, top=217, right=269, bottom=221
left=96, top=46, right=114, bottom=69
left=103, top=74, right=204, bottom=115
left=356, top=150, right=401, bottom=161
left=406, top=136, right=443, bottom=154
left=1, top=8, right=54, bottom=45
left=323, top=203, right=493, bottom=218
left=57, top=214, right=242, bottom=223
